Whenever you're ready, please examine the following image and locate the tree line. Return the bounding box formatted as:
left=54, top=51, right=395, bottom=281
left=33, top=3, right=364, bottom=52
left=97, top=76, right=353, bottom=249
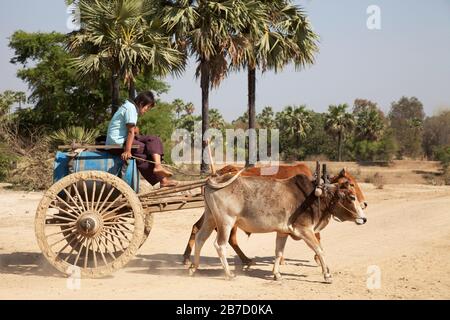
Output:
left=1, top=0, right=450, bottom=187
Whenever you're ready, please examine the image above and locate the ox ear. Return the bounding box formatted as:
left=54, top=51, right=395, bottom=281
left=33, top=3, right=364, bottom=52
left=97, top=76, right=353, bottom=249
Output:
left=339, top=168, right=347, bottom=177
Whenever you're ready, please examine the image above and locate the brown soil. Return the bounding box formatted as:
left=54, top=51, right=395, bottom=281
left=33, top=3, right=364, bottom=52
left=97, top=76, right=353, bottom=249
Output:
left=1, top=161, right=449, bottom=299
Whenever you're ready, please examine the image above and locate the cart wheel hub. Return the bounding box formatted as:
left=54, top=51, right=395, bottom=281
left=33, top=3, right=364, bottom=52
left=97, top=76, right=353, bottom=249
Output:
left=77, top=212, right=101, bottom=237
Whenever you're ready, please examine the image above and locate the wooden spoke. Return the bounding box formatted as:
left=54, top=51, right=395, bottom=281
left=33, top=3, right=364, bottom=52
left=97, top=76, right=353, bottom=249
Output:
left=100, top=195, right=124, bottom=216
left=73, top=238, right=87, bottom=267
left=118, top=218, right=133, bottom=231
left=45, top=214, right=77, bottom=223
left=49, top=202, right=79, bottom=220
left=109, top=227, right=127, bottom=251
left=103, top=221, right=134, bottom=226
left=97, top=234, right=116, bottom=260
left=82, top=180, right=90, bottom=210
left=100, top=229, right=120, bottom=254
left=102, top=202, right=129, bottom=220
left=84, top=239, right=91, bottom=269
left=72, top=182, right=87, bottom=212
left=90, top=238, right=98, bottom=268
left=45, top=226, right=76, bottom=238
left=62, top=187, right=84, bottom=215
left=55, top=234, right=80, bottom=259
left=104, top=225, right=133, bottom=235
left=91, top=181, right=97, bottom=211
left=45, top=221, right=76, bottom=227
left=64, top=236, right=83, bottom=262
left=102, top=230, right=128, bottom=249
left=94, top=237, right=107, bottom=266
left=103, top=211, right=134, bottom=222
left=49, top=230, right=79, bottom=248
left=97, top=187, right=115, bottom=214
left=94, top=182, right=107, bottom=212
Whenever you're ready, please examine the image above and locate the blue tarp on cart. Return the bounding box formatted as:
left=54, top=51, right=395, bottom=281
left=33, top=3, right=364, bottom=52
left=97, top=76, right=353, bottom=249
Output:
left=53, top=151, right=139, bottom=192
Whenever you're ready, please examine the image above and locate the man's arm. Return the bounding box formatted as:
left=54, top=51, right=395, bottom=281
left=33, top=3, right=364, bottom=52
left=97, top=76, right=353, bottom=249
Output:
left=121, top=124, right=135, bottom=161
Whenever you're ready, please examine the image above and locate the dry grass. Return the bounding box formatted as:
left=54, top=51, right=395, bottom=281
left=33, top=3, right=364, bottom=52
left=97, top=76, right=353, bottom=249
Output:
left=0, top=122, right=53, bottom=190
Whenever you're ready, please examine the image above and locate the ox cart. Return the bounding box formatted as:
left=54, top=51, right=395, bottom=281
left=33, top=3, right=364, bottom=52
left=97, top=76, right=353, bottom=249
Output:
left=35, top=145, right=207, bottom=278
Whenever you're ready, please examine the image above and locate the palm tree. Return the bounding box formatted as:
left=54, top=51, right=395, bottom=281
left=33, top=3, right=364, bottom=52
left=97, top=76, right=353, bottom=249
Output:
left=228, top=1, right=318, bottom=166
left=209, top=108, right=225, bottom=130
left=324, top=104, right=355, bottom=161
left=173, top=99, right=185, bottom=119
left=280, top=105, right=312, bottom=146
left=184, top=102, right=195, bottom=115
left=355, top=108, right=384, bottom=141
left=159, top=0, right=260, bottom=173
left=257, top=106, right=276, bottom=129
left=68, top=0, right=184, bottom=113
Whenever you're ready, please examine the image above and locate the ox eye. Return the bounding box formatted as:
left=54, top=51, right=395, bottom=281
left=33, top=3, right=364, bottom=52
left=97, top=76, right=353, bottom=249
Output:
left=350, top=184, right=355, bottom=187
left=350, top=195, right=356, bottom=201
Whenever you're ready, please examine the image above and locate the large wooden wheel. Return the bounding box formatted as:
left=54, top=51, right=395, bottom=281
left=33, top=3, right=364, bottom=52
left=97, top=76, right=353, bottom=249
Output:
left=35, top=171, right=144, bottom=278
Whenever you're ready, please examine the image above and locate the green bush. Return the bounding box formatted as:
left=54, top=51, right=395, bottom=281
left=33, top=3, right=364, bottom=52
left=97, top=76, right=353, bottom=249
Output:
left=434, top=145, right=450, bottom=170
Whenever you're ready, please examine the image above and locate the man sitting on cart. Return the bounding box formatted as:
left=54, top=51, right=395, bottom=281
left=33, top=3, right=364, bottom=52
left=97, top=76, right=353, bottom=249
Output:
left=106, top=91, right=178, bottom=188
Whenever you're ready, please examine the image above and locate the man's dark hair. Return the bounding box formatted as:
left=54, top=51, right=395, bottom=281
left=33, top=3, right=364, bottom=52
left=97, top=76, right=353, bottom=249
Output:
left=134, top=91, right=155, bottom=108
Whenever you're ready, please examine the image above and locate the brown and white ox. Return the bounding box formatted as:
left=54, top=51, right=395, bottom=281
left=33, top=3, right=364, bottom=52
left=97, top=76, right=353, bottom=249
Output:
left=183, top=164, right=367, bottom=266
left=188, top=171, right=367, bottom=283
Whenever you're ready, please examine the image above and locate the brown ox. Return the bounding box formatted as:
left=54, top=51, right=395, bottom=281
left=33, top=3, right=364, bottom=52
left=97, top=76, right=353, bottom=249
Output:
left=182, top=164, right=367, bottom=265
left=189, top=173, right=367, bottom=282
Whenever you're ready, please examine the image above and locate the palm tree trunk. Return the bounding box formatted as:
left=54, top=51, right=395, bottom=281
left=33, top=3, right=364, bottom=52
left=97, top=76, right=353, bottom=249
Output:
left=200, top=60, right=210, bottom=174
left=247, top=67, right=256, bottom=167
left=111, top=71, right=120, bottom=114
left=338, top=131, right=343, bottom=161
left=128, top=80, right=136, bottom=100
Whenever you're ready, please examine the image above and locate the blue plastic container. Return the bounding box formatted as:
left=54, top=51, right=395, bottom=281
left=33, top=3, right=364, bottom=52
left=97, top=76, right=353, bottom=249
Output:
left=53, top=151, right=139, bottom=192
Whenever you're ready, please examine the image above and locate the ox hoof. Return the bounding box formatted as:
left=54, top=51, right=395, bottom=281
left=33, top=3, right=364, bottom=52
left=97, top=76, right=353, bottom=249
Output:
left=324, top=274, right=333, bottom=284
left=188, top=265, right=197, bottom=276
left=225, top=272, right=236, bottom=280
left=183, top=257, right=192, bottom=266
left=274, top=273, right=283, bottom=281
left=242, top=259, right=255, bottom=268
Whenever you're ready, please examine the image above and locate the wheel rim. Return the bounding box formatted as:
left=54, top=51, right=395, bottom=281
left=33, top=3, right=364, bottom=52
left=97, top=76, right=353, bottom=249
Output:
left=35, top=171, right=144, bottom=278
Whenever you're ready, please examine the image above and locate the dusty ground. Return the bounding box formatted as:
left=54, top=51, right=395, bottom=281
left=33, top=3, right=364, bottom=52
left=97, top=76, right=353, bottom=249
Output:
left=1, top=161, right=450, bottom=300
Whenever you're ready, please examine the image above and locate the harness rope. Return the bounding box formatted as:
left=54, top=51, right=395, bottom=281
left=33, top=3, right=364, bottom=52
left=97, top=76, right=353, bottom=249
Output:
left=129, top=155, right=207, bottom=177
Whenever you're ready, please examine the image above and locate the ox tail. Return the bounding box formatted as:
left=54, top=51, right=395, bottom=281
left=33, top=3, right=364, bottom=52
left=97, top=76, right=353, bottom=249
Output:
left=206, top=168, right=246, bottom=190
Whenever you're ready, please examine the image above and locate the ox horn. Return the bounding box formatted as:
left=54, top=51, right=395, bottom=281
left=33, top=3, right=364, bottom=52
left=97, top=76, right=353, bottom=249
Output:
left=206, top=168, right=246, bottom=190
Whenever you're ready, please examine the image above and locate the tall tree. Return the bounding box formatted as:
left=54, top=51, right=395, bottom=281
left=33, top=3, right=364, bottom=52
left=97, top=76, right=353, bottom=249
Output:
left=257, top=106, right=276, bottom=129
left=68, top=0, right=184, bottom=113
left=208, top=108, right=225, bottom=130
left=159, top=0, right=260, bottom=172
left=354, top=107, right=385, bottom=142
left=423, top=110, right=450, bottom=159
left=389, top=96, right=425, bottom=158
left=324, top=104, right=355, bottom=161
left=232, top=0, right=318, bottom=166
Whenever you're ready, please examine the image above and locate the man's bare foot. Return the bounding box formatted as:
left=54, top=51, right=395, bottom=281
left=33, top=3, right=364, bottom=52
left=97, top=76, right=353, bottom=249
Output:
left=154, top=166, right=173, bottom=178
left=160, top=179, right=179, bottom=188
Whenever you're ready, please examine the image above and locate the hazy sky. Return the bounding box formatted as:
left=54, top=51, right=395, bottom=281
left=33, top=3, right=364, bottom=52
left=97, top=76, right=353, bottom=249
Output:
left=1, top=0, right=449, bottom=122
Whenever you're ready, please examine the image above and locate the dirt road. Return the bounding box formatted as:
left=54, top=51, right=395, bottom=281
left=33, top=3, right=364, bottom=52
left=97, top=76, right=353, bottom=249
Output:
left=1, top=182, right=449, bottom=299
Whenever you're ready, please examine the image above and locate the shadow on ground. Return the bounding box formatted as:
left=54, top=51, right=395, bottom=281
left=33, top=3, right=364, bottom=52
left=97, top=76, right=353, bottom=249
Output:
left=0, top=252, right=317, bottom=282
